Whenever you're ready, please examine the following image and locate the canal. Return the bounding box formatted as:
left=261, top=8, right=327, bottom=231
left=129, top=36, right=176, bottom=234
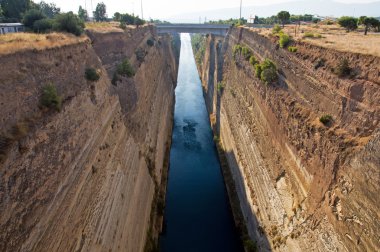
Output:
left=159, top=33, right=243, bottom=252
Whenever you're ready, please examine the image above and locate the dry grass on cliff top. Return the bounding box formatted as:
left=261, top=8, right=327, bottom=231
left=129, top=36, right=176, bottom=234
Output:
left=254, top=24, right=380, bottom=57
left=0, top=32, right=88, bottom=56
left=85, top=21, right=124, bottom=32
left=85, top=22, right=149, bottom=33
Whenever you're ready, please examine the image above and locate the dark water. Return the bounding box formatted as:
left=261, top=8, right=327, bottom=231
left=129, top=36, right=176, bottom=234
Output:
left=159, top=34, right=243, bottom=252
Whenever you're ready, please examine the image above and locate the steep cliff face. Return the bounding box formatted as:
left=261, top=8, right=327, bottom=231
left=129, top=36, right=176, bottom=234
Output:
left=0, top=26, right=179, bottom=252
left=197, top=28, right=380, bottom=251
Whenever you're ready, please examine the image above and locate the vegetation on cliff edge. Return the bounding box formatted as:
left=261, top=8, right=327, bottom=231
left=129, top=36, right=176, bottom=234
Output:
left=191, top=34, right=207, bottom=66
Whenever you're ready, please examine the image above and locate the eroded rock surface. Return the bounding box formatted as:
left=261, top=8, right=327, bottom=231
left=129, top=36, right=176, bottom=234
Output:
left=197, top=27, right=380, bottom=251
left=0, top=26, right=179, bottom=252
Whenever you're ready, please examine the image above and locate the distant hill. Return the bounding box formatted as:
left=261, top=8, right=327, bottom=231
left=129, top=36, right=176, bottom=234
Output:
left=168, top=0, right=380, bottom=23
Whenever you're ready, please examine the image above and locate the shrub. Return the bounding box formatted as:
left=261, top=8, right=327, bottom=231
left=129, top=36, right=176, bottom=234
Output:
left=288, top=46, right=298, bottom=52
left=217, top=81, right=225, bottom=92
left=147, top=38, right=154, bottom=47
left=111, top=72, right=119, bottom=86
left=314, top=58, right=326, bottom=69
left=279, top=33, right=291, bottom=48
left=53, top=12, right=85, bottom=36
left=260, top=59, right=278, bottom=84
left=315, top=33, right=322, bottom=38
left=85, top=68, right=100, bottom=81
left=244, top=239, right=258, bottom=252
left=213, top=135, right=220, bottom=143
left=119, top=22, right=126, bottom=29
left=255, top=64, right=262, bottom=78
left=232, top=44, right=243, bottom=59
left=135, top=48, right=146, bottom=63
left=117, top=59, right=135, bottom=77
left=40, top=84, right=62, bottom=111
left=23, top=9, right=45, bottom=29
left=261, top=66, right=278, bottom=84
left=320, top=114, right=333, bottom=125
left=0, top=135, right=12, bottom=163
left=11, top=122, right=29, bottom=140
left=156, top=197, right=165, bottom=216
left=303, top=32, right=314, bottom=38
left=249, top=55, right=259, bottom=66
left=272, top=24, right=282, bottom=34
left=334, top=58, right=351, bottom=77
left=241, top=47, right=252, bottom=60
left=33, top=18, right=53, bottom=33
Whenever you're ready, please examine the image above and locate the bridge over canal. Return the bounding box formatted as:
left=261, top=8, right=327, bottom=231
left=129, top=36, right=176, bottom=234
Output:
left=156, top=23, right=231, bottom=36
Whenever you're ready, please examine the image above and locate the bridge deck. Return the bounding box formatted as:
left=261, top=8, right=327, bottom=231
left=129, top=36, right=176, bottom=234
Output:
left=156, top=24, right=231, bottom=36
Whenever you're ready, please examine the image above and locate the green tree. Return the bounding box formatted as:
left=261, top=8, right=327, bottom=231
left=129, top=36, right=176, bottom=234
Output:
left=134, top=15, right=144, bottom=26
left=338, top=16, right=358, bottom=32
left=1, top=0, right=32, bottom=21
left=22, top=9, right=45, bottom=29
left=53, top=12, right=84, bottom=36
left=119, top=13, right=145, bottom=26
left=33, top=18, right=52, bottom=33
left=358, top=16, right=367, bottom=26
left=277, top=11, right=290, bottom=28
left=113, top=12, right=121, bottom=21
left=38, top=1, right=60, bottom=18
left=254, top=15, right=259, bottom=24
left=93, top=2, right=107, bottom=22
left=78, top=5, right=88, bottom=21
left=0, top=5, right=4, bottom=21
left=362, top=17, right=380, bottom=35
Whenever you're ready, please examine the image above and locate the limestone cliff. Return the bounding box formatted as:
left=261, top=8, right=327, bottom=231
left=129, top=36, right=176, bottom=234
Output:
left=0, top=26, right=179, bottom=252
left=195, top=27, right=380, bottom=251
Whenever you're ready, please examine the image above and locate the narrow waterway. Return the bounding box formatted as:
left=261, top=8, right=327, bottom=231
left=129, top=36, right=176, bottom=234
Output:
left=159, top=34, right=243, bottom=252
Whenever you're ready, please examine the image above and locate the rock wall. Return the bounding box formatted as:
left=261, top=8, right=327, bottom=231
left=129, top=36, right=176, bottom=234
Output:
left=0, top=26, right=179, bottom=252
left=197, top=28, right=380, bottom=251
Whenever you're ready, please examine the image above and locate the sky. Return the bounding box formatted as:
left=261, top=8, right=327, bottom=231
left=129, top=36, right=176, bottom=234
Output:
left=47, top=0, right=378, bottom=20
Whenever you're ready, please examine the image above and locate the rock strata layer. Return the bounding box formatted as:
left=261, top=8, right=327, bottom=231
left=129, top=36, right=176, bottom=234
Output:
left=196, top=27, right=380, bottom=251
left=0, top=26, right=179, bottom=252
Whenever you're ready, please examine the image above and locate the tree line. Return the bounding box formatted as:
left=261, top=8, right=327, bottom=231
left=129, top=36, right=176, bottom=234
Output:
left=0, top=0, right=147, bottom=36
left=208, top=10, right=380, bottom=35
left=338, top=16, right=380, bottom=35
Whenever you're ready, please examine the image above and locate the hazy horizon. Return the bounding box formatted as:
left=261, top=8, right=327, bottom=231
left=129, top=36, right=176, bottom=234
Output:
left=45, top=0, right=380, bottom=21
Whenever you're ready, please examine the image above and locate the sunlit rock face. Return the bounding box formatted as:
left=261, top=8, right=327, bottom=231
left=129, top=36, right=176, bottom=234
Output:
left=0, top=26, right=179, bottom=252
left=195, top=27, right=380, bottom=252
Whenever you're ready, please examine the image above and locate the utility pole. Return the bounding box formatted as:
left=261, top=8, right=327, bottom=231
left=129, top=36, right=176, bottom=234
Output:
left=91, top=0, right=93, bottom=19
left=240, top=0, right=242, bottom=21
left=141, top=0, right=144, bottom=19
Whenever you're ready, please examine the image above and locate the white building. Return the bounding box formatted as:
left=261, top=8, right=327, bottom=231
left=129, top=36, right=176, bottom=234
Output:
left=0, top=23, right=25, bottom=35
